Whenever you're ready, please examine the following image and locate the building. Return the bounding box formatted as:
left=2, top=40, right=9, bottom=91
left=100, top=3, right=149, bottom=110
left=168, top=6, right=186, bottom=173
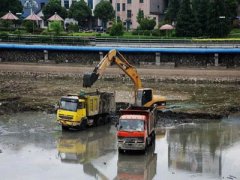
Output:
left=111, top=0, right=168, bottom=30
left=61, top=0, right=101, bottom=11
left=20, top=0, right=49, bottom=17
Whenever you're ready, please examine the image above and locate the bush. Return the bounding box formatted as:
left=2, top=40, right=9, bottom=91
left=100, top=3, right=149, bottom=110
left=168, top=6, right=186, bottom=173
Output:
left=67, top=23, right=79, bottom=32
left=0, top=32, right=9, bottom=40
left=23, top=21, right=37, bottom=33
left=49, top=21, right=63, bottom=36
left=152, top=29, right=161, bottom=36
left=110, top=22, right=124, bottom=36
left=139, top=17, right=156, bottom=30
left=143, top=30, right=150, bottom=36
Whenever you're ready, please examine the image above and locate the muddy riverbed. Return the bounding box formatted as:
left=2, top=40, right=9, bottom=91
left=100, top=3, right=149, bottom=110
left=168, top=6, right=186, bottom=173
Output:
left=0, top=70, right=240, bottom=121
left=0, top=112, right=240, bottom=180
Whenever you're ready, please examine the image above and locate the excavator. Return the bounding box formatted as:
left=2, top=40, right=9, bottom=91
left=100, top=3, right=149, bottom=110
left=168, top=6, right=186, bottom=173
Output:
left=83, top=49, right=166, bottom=109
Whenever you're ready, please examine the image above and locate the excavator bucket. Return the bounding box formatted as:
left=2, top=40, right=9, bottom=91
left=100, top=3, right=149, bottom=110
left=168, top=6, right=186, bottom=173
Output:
left=83, top=72, right=99, bottom=87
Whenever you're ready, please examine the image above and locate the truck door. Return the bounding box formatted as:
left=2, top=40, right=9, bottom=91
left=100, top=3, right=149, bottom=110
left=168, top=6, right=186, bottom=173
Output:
left=76, top=100, right=86, bottom=121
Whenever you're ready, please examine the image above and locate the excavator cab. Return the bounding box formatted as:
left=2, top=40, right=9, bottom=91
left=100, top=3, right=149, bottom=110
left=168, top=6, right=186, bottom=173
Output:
left=136, top=88, right=153, bottom=107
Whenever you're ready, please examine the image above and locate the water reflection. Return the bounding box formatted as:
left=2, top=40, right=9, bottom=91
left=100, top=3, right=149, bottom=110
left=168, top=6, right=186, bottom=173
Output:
left=1, top=112, right=240, bottom=179
left=116, top=145, right=157, bottom=180
left=57, top=125, right=116, bottom=179
left=167, top=121, right=240, bottom=178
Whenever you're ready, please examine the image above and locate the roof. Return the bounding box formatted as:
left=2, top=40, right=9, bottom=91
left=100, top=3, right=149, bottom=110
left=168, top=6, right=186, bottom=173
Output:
left=48, top=12, right=64, bottom=21
left=1, top=11, right=19, bottom=20
left=25, top=12, right=42, bottom=21
left=160, top=24, right=174, bottom=30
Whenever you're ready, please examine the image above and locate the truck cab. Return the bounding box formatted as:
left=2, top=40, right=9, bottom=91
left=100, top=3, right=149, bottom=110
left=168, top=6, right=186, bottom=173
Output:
left=57, top=95, right=87, bottom=129
left=117, top=106, right=156, bottom=152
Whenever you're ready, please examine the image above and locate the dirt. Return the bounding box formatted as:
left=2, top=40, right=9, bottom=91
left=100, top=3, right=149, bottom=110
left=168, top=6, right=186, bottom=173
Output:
left=0, top=63, right=240, bottom=121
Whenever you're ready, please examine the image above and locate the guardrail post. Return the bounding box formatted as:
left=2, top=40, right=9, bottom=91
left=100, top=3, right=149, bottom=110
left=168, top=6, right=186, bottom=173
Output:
left=99, top=51, right=103, bottom=60
left=214, top=53, right=219, bottom=66
left=156, top=52, right=161, bottom=66
left=44, top=50, right=48, bottom=62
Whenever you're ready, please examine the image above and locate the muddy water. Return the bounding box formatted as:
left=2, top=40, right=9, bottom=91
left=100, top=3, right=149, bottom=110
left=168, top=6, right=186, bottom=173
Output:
left=0, top=112, right=240, bottom=180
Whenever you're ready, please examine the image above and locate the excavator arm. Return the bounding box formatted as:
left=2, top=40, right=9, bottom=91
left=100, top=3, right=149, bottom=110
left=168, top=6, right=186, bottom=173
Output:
left=83, top=49, right=142, bottom=91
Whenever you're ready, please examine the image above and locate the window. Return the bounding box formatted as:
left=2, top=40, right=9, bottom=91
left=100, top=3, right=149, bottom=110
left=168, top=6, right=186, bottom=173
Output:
left=64, top=0, right=69, bottom=8
left=122, top=3, right=125, bottom=11
left=127, top=10, right=131, bottom=18
left=140, top=0, right=144, bottom=3
left=117, top=3, right=120, bottom=12
left=127, top=0, right=131, bottom=4
left=88, top=0, right=93, bottom=9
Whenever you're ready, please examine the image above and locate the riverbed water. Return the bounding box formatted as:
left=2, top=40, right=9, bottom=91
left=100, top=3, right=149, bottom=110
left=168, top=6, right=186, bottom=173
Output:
left=0, top=112, right=239, bottom=180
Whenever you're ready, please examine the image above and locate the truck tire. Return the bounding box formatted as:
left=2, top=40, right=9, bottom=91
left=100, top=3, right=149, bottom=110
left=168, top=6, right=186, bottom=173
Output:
left=118, top=148, right=124, bottom=154
left=80, top=118, right=87, bottom=130
left=62, top=125, right=69, bottom=131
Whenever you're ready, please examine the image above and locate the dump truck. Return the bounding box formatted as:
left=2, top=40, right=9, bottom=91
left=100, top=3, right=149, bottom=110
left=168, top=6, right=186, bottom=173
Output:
left=57, top=91, right=115, bottom=130
left=116, top=106, right=156, bottom=152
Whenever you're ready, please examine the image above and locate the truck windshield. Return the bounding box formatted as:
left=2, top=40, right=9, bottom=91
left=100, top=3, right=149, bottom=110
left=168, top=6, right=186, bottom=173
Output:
left=119, top=119, right=144, bottom=131
left=60, top=100, right=78, bottom=112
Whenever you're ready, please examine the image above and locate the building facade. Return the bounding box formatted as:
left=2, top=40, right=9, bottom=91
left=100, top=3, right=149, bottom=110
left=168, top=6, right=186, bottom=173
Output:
left=60, top=0, right=101, bottom=11
left=20, top=0, right=49, bottom=17
left=111, top=0, right=168, bottom=29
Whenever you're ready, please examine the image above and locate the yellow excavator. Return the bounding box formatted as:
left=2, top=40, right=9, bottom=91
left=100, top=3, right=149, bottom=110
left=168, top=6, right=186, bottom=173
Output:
left=83, top=49, right=166, bottom=109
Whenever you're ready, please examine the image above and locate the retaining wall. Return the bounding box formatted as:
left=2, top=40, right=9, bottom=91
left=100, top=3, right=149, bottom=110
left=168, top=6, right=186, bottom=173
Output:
left=0, top=44, right=240, bottom=67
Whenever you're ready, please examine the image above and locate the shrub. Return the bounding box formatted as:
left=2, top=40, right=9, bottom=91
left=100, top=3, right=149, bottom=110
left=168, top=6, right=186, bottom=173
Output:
left=49, top=21, right=63, bottom=36
left=110, top=22, right=124, bottom=36
left=152, top=29, right=161, bottom=36
left=23, top=21, right=37, bottom=33
left=143, top=30, right=150, bottom=36
left=67, top=23, right=79, bottom=32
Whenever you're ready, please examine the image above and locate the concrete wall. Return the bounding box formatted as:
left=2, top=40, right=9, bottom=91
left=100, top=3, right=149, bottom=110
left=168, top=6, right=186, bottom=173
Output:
left=0, top=49, right=240, bottom=68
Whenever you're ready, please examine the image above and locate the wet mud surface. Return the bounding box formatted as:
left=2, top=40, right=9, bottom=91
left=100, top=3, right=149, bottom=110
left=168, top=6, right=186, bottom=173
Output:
left=0, top=112, right=240, bottom=180
left=0, top=64, right=240, bottom=123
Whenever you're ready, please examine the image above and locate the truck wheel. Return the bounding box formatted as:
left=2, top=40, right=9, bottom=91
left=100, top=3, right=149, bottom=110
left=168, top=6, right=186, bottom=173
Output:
left=80, top=118, right=87, bottom=130
left=62, top=125, right=69, bottom=131
left=118, top=149, right=124, bottom=154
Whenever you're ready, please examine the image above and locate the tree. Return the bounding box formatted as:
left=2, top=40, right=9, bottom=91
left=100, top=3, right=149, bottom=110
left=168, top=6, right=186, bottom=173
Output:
left=68, top=0, right=92, bottom=28
left=94, top=0, right=115, bottom=28
left=176, top=0, right=198, bottom=37
left=225, top=0, right=238, bottom=21
left=165, top=0, right=180, bottom=24
left=207, top=0, right=230, bottom=37
left=110, top=22, right=124, bottom=36
left=42, top=0, right=67, bottom=20
left=193, top=0, right=209, bottom=36
left=137, top=9, right=144, bottom=25
left=0, top=0, right=23, bottom=17
left=139, top=17, right=156, bottom=30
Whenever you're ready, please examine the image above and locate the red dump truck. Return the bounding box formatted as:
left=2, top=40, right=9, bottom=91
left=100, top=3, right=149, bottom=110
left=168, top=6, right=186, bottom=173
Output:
left=116, top=106, right=156, bottom=153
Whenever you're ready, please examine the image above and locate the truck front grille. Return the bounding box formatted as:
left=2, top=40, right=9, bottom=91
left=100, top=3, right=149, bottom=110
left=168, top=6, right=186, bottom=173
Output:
left=119, top=137, right=144, bottom=143
left=59, top=114, right=73, bottom=120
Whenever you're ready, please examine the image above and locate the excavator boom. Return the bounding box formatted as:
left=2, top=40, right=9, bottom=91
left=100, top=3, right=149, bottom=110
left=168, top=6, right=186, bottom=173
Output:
left=83, top=49, right=142, bottom=91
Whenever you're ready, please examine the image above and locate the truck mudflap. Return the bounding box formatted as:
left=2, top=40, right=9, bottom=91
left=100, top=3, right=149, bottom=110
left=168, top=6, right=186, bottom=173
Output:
left=118, top=141, right=146, bottom=151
